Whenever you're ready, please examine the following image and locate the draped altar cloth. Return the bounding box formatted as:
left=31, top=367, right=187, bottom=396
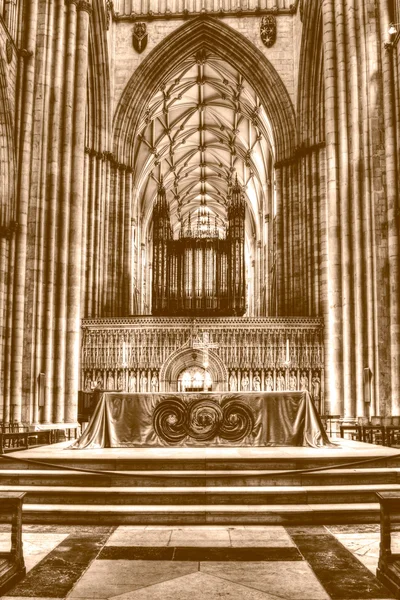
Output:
left=72, top=391, right=332, bottom=449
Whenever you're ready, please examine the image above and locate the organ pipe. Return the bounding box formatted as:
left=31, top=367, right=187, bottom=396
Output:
left=152, top=179, right=246, bottom=316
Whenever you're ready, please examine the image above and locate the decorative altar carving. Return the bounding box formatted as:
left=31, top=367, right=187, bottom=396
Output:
left=81, top=316, right=325, bottom=409
left=153, top=397, right=255, bottom=444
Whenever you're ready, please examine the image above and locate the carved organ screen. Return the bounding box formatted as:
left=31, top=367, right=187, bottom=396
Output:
left=152, top=180, right=246, bottom=316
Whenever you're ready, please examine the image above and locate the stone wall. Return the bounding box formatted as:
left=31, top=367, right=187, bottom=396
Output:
left=112, top=14, right=295, bottom=111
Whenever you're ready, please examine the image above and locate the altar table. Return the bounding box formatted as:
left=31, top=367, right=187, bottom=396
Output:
left=72, top=391, right=331, bottom=449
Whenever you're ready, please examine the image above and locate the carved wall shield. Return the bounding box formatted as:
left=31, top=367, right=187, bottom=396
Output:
left=6, top=39, right=13, bottom=64
left=260, top=15, right=277, bottom=48
left=133, top=22, right=148, bottom=53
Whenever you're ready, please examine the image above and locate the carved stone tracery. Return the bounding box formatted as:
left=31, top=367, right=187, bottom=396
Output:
left=81, top=316, right=324, bottom=409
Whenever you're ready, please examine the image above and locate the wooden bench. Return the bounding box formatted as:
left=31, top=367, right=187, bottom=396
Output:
left=376, top=492, right=400, bottom=598
left=0, top=430, right=54, bottom=454
left=0, top=492, right=26, bottom=596
left=339, top=424, right=361, bottom=441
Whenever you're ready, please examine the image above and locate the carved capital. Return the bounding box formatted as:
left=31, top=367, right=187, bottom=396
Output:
left=77, top=1, right=93, bottom=14
left=18, top=48, right=33, bottom=60
left=0, top=221, right=19, bottom=239
left=104, top=151, right=114, bottom=162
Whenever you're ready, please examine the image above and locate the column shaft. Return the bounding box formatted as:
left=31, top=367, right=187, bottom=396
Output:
left=65, top=1, right=91, bottom=422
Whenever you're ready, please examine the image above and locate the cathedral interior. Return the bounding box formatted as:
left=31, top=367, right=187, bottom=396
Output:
left=1, top=0, right=400, bottom=598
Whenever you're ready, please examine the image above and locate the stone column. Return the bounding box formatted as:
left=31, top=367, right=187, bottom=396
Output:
left=124, top=169, right=133, bottom=315
left=65, top=0, right=92, bottom=422
left=321, top=0, right=344, bottom=417
left=379, top=1, right=400, bottom=414
left=43, top=0, right=66, bottom=423
left=10, top=1, right=39, bottom=423
left=274, top=166, right=283, bottom=316
left=53, top=0, right=77, bottom=423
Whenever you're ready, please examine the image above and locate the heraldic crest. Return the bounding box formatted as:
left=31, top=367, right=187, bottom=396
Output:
left=133, top=22, right=148, bottom=53
left=260, top=15, right=277, bottom=48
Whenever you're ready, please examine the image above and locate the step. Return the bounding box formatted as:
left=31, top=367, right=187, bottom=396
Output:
left=1, top=483, right=398, bottom=505
left=0, top=467, right=399, bottom=487
left=21, top=502, right=382, bottom=525
left=4, top=453, right=400, bottom=471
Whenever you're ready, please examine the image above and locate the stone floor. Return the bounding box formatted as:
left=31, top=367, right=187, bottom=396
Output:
left=0, top=524, right=398, bottom=600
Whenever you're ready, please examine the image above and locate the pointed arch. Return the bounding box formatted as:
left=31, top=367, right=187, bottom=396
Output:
left=113, top=16, right=296, bottom=164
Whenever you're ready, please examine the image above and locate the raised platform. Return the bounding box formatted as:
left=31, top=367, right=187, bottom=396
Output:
left=1, top=439, right=400, bottom=525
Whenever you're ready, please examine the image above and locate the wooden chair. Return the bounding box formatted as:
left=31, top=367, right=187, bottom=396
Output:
left=0, top=492, right=26, bottom=596
left=377, top=492, right=400, bottom=598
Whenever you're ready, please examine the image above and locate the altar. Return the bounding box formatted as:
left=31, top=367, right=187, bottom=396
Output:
left=72, top=391, right=331, bottom=449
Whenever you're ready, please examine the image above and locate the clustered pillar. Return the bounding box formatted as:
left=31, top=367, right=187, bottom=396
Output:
left=8, top=0, right=93, bottom=425
left=272, top=0, right=400, bottom=419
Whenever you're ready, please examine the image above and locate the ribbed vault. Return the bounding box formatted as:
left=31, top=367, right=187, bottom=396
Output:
left=136, top=53, right=273, bottom=240
left=110, top=17, right=295, bottom=316
left=114, top=17, right=295, bottom=164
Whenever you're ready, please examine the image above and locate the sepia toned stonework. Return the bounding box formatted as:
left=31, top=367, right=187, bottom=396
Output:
left=0, top=0, right=399, bottom=427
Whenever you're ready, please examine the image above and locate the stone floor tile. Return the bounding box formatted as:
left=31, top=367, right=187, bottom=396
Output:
left=108, top=571, right=279, bottom=600
left=99, top=546, right=175, bottom=560
left=67, top=560, right=198, bottom=598
left=169, top=529, right=231, bottom=546
left=0, top=532, right=69, bottom=573
left=229, top=527, right=295, bottom=547
left=68, top=584, right=139, bottom=599
left=9, top=531, right=111, bottom=599
left=173, top=547, right=301, bottom=561
left=2, top=597, right=65, bottom=600
left=229, top=538, right=295, bottom=548
left=329, top=529, right=400, bottom=575
left=171, top=538, right=232, bottom=547
left=106, top=530, right=171, bottom=547
left=328, top=524, right=381, bottom=534
left=288, top=529, right=391, bottom=599
left=200, top=561, right=330, bottom=599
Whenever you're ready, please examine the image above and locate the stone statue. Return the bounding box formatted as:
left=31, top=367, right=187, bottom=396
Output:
left=151, top=372, right=159, bottom=392
left=241, top=371, right=249, bottom=391
left=265, top=371, right=273, bottom=391
left=229, top=371, right=237, bottom=391
left=84, top=375, right=92, bottom=391
left=312, top=373, right=321, bottom=401
left=117, top=372, right=125, bottom=391
left=107, top=372, right=115, bottom=390
left=253, top=371, right=261, bottom=391
left=300, top=372, right=309, bottom=391
left=276, top=371, right=285, bottom=391
left=140, top=371, right=148, bottom=392
left=128, top=372, right=136, bottom=392
left=289, top=371, right=297, bottom=391
left=96, top=372, right=103, bottom=389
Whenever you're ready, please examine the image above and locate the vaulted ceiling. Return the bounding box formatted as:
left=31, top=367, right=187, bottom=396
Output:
left=133, top=51, right=275, bottom=240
